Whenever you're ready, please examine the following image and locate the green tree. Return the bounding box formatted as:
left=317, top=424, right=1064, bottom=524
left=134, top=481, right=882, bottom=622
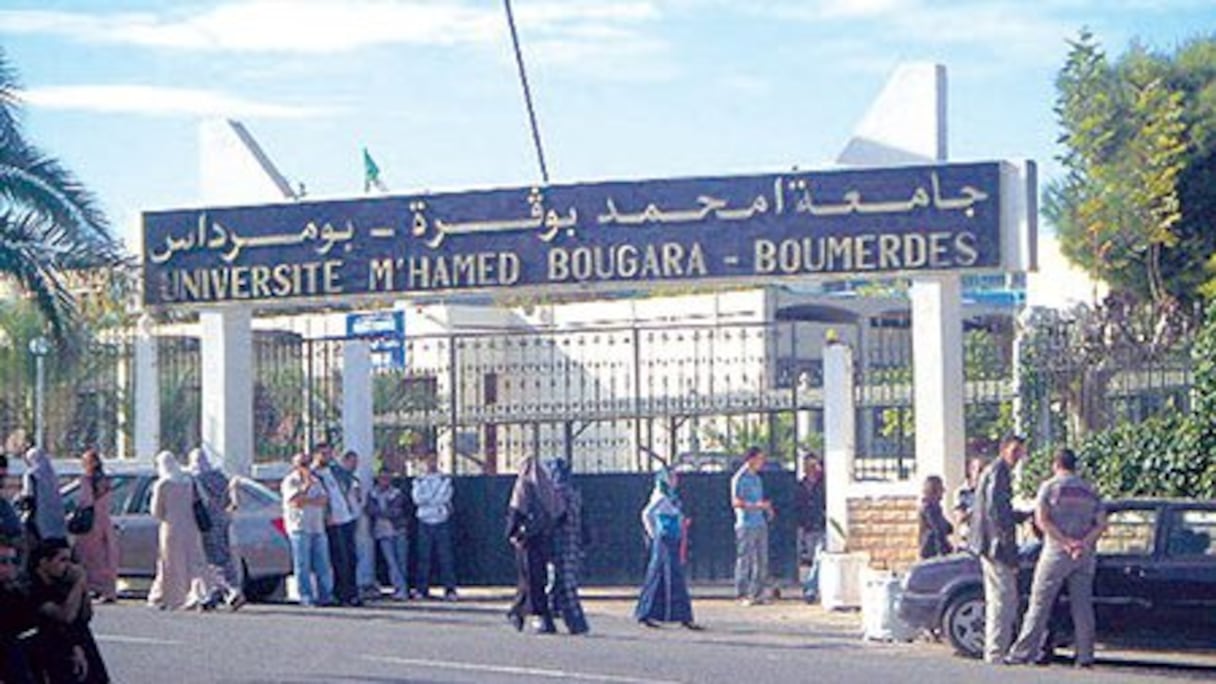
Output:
left=701, top=412, right=820, bottom=467
left=1047, top=31, right=1214, bottom=306
left=0, top=50, right=125, bottom=349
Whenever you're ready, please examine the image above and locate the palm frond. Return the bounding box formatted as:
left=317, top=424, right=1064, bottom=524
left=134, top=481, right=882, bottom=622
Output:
left=0, top=209, right=84, bottom=354
left=0, top=145, right=122, bottom=264
left=0, top=49, right=20, bottom=151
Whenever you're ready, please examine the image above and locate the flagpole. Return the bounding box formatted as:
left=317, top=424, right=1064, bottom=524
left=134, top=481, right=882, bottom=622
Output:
left=503, top=0, right=550, bottom=184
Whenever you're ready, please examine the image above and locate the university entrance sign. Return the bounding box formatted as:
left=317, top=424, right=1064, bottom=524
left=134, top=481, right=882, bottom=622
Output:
left=142, top=160, right=1032, bottom=307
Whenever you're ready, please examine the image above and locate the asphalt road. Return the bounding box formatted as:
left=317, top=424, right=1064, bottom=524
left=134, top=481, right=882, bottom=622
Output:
left=88, top=593, right=1216, bottom=684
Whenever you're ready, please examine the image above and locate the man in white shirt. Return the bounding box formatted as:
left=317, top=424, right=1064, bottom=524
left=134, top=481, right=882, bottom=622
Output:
left=411, top=453, right=458, bottom=601
left=280, top=453, right=333, bottom=606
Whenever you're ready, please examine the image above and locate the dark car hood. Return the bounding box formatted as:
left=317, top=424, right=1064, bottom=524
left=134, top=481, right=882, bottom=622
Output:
left=904, top=542, right=1043, bottom=594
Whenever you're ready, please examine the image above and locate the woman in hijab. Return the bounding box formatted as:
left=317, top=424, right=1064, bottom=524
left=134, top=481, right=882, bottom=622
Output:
left=547, top=459, right=589, bottom=635
left=635, top=467, right=701, bottom=630
left=188, top=447, right=244, bottom=610
left=505, top=456, right=565, bottom=634
left=147, top=451, right=208, bottom=610
left=20, top=447, right=66, bottom=543
left=72, top=449, right=119, bottom=602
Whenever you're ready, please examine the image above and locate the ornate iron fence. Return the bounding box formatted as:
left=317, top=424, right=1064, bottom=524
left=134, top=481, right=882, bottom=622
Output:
left=13, top=306, right=1194, bottom=479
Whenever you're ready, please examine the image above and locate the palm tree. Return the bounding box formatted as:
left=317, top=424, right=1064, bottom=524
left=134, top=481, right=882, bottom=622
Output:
left=0, top=49, right=126, bottom=350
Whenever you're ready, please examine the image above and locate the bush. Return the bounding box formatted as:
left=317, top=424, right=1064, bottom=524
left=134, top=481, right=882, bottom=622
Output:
left=1023, top=300, right=1216, bottom=501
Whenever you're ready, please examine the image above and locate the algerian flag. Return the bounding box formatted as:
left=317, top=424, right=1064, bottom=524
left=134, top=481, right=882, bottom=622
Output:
left=363, top=147, right=387, bottom=193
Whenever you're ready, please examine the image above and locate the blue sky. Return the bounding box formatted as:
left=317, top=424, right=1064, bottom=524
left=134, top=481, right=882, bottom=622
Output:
left=1, top=1, right=1213, bottom=251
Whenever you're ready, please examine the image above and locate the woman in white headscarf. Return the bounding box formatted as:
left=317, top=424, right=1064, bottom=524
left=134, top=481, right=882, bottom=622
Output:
left=147, top=451, right=208, bottom=610
left=505, top=456, right=565, bottom=634
left=20, top=446, right=66, bottom=543
left=634, top=467, right=700, bottom=629
left=188, top=447, right=244, bottom=609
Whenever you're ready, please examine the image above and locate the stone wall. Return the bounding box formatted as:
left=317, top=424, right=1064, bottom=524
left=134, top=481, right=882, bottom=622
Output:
left=846, top=495, right=921, bottom=571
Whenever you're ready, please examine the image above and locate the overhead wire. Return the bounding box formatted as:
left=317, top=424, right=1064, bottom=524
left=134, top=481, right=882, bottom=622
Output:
left=503, top=0, right=550, bottom=184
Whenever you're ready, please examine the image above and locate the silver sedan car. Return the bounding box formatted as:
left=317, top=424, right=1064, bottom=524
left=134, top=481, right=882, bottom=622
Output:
left=60, top=471, right=292, bottom=601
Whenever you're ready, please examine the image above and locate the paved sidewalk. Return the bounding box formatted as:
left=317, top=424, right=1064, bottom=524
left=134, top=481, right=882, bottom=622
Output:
left=440, top=584, right=865, bottom=638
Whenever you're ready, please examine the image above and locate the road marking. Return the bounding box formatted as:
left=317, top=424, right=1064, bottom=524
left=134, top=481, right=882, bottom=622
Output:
left=95, top=634, right=183, bottom=646
left=361, top=655, right=683, bottom=684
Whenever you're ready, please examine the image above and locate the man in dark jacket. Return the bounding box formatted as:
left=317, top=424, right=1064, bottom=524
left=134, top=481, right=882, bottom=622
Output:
left=969, top=434, right=1026, bottom=664
left=793, top=454, right=826, bottom=602
left=0, top=539, right=37, bottom=684
left=27, top=538, right=110, bottom=683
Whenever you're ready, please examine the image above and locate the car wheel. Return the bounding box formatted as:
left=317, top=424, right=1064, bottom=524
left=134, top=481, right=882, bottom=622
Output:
left=942, top=589, right=985, bottom=659
left=240, top=559, right=284, bottom=603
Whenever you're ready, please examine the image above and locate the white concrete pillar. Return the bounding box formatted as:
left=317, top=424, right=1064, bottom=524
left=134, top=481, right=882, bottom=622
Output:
left=823, top=340, right=854, bottom=553
left=910, top=274, right=966, bottom=506
left=341, top=340, right=375, bottom=479
left=200, top=307, right=254, bottom=476
left=341, top=339, right=377, bottom=588
left=134, top=314, right=160, bottom=460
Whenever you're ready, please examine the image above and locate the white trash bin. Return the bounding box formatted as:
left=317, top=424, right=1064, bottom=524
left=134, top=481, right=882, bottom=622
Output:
left=819, top=551, right=868, bottom=611
left=861, top=568, right=917, bottom=641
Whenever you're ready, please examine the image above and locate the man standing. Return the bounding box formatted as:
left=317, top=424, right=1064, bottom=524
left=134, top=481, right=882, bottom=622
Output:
left=1007, top=448, right=1106, bottom=668
left=312, top=443, right=361, bottom=606
left=336, top=450, right=376, bottom=600
left=281, top=452, right=334, bottom=607
left=953, top=456, right=986, bottom=548
left=412, top=453, right=458, bottom=601
left=793, top=453, right=826, bottom=603
left=731, top=446, right=773, bottom=605
left=969, top=434, right=1026, bottom=664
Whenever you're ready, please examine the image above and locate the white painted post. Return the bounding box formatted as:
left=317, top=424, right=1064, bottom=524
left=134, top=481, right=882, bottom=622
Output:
left=200, top=307, right=254, bottom=476
left=910, top=275, right=966, bottom=506
left=134, top=314, right=160, bottom=460
left=342, top=340, right=376, bottom=590
left=822, top=340, right=854, bottom=553
left=341, top=340, right=375, bottom=471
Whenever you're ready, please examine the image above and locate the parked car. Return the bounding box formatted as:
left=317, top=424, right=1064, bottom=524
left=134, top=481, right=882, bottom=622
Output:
left=897, top=499, right=1216, bottom=659
left=60, top=471, right=292, bottom=601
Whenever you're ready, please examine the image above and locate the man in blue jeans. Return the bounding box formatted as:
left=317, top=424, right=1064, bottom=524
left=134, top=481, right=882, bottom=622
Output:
left=794, top=453, right=826, bottom=602
left=731, top=446, right=773, bottom=605
left=411, top=453, right=458, bottom=601
left=280, top=453, right=334, bottom=606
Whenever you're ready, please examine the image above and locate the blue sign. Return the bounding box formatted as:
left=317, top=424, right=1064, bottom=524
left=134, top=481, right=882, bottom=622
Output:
left=346, top=310, right=406, bottom=369
left=143, top=161, right=1016, bottom=307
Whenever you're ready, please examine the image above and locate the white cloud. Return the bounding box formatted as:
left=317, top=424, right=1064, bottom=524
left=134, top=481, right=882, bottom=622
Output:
left=0, top=1, right=660, bottom=54
left=21, top=84, right=339, bottom=119
left=717, top=0, right=1076, bottom=68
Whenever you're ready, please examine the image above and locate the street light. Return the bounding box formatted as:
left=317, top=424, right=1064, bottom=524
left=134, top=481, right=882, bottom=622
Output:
left=28, top=336, right=50, bottom=451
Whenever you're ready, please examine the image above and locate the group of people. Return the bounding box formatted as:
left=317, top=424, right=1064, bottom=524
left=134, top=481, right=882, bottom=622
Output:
left=972, top=436, right=1107, bottom=668
left=1, top=448, right=112, bottom=683
left=917, top=435, right=1108, bottom=668
left=280, top=444, right=458, bottom=607
left=145, top=448, right=245, bottom=612
left=505, top=457, right=591, bottom=634
left=733, top=446, right=829, bottom=607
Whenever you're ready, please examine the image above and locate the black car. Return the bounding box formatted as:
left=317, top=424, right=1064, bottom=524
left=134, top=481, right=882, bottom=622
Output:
left=897, top=499, right=1216, bottom=659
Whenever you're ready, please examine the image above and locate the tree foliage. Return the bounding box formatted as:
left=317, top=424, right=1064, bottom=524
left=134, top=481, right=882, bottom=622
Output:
left=0, top=49, right=126, bottom=350
left=1047, top=31, right=1216, bottom=306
